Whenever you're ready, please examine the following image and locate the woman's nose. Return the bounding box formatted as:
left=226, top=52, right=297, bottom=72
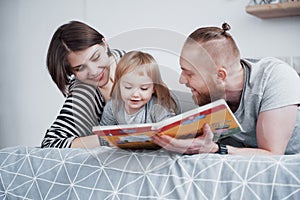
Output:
left=87, top=63, right=99, bottom=76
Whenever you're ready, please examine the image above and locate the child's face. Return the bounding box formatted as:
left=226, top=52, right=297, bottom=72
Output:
left=120, top=70, right=154, bottom=115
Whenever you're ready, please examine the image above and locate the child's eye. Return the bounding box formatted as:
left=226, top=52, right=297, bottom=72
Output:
left=141, top=87, right=149, bottom=91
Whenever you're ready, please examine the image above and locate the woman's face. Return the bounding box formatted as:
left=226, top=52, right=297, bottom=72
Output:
left=67, top=44, right=111, bottom=87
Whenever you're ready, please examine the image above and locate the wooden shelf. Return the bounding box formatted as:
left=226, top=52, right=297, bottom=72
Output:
left=246, top=2, right=300, bottom=19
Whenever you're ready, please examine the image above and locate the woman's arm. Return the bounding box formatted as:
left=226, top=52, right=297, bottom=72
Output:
left=70, top=135, right=100, bottom=148
left=41, top=80, right=105, bottom=148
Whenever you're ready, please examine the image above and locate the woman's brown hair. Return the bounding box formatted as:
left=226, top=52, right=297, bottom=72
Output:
left=46, top=21, right=110, bottom=96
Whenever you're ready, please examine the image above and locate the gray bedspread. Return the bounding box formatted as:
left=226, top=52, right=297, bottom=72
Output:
left=0, top=146, right=299, bottom=199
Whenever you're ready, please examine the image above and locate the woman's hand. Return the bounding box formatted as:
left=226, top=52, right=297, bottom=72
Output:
left=152, top=123, right=218, bottom=154
left=71, top=135, right=100, bottom=148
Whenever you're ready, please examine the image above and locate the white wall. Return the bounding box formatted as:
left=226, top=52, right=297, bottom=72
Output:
left=1, top=0, right=300, bottom=148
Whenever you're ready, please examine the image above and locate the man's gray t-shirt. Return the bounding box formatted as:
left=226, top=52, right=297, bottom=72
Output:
left=233, top=57, right=300, bottom=154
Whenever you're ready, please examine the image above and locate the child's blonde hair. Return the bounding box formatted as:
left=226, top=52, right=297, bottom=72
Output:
left=110, top=51, right=177, bottom=113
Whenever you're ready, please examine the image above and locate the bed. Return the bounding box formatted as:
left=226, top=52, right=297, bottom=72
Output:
left=0, top=146, right=299, bottom=199
left=2, top=69, right=300, bottom=199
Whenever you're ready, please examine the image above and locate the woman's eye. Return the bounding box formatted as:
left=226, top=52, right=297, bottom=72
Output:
left=124, top=86, right=132, bottom=90
left=92, top=54, right=100, bottom=62
left=73, top=65, right=85, bottom=72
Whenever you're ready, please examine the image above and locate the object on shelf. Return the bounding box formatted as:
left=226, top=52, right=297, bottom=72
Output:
left=246, top=1, right=300, bottom=18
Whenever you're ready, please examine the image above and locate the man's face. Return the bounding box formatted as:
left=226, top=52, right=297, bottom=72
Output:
left=179, top=43, right=225, bottom=106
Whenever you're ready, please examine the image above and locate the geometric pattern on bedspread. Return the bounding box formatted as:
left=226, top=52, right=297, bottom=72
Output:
left=0, top=146, right=299, bottom=200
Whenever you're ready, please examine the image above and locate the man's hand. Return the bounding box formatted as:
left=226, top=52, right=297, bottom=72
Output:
left=152, top=123, right=218, bottom=154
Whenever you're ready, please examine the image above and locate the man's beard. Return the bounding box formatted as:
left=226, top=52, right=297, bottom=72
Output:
left=192, top=86, right=225, bottom=106
left=192, top=92, right=214, bottom=106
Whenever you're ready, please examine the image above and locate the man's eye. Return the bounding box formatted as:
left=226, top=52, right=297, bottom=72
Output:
left=185, top=72, right=192, bottom=77
left=182, top=70, right=192, bottom=76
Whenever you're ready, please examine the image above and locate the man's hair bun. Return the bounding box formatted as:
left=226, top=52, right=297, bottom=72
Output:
left=222, top=22, right=231, bottom=32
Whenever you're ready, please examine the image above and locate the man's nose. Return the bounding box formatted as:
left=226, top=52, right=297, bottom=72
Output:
left=179, top=73, right=187, bottom=84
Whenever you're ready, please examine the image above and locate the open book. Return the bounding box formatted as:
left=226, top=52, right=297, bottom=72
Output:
left=93, top=99, right=243, bottom=149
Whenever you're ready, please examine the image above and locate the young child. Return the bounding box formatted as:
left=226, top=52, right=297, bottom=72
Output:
left=100, top=51, right=177, bottom=125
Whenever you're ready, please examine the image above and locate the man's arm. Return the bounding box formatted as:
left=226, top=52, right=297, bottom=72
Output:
left=153, top=105, right=298, bottom=155
left=255, top=105, right=297, bottom=154
left=227, top=105, right=297, bottom=155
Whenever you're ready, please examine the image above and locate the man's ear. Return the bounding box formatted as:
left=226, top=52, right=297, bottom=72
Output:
left=217, top=67, right=227, bottom=81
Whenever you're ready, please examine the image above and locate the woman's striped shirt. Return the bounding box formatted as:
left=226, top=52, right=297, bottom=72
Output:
left=41, top=49, right=125, bottom=148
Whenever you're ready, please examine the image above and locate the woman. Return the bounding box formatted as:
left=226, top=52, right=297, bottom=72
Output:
left=41, top=21, right=125, bottom=148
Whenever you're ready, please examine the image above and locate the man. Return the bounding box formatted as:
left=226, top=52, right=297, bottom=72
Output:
left=153, top=23, right=300, bottom=155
